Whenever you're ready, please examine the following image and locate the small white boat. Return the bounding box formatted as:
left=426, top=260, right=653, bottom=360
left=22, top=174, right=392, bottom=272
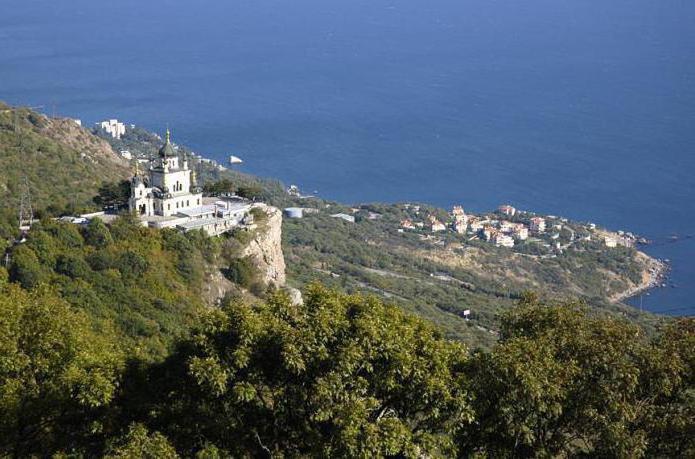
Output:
left=229, top=155, right=243, bottom=164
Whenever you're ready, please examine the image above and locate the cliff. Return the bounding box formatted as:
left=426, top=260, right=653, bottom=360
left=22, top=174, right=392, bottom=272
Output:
left=200, top=204, right=287, bottom=305
left=242, top=204, right=287, bottom=287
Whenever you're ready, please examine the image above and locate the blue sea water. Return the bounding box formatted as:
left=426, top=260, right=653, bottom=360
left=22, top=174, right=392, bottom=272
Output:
left=1, top=0, right=693, bottom=315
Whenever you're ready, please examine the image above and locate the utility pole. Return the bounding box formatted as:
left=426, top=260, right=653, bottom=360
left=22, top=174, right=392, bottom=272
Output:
left=18, top=176, right=33, bottom=233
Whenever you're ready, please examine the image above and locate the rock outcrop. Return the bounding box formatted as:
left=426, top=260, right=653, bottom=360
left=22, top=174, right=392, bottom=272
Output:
left=242, top=204, right=287, bottom=287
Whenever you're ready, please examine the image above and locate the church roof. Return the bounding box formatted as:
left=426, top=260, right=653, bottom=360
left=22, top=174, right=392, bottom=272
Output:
left=159, top=128, right=177, bottom=158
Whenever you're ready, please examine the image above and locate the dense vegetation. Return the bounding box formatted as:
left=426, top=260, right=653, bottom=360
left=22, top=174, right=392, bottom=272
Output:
left=6, top=216, right=222, bottom=359
left=0, top=279, right=692, bottom=457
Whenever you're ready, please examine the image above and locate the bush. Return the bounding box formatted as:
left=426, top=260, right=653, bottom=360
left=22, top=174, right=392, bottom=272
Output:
left=224, top=256, right=259, bottom=289
left=9, top=245, right=48, bottom=289
left=56, top=253, right=91, bottom=279
left=83, top=219, right=113, bottom=247
left=117, top=251, right=149, bottom=279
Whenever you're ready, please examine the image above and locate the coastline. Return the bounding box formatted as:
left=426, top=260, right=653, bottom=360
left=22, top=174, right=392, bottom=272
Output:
left=612, top=250, right=668, bottom=304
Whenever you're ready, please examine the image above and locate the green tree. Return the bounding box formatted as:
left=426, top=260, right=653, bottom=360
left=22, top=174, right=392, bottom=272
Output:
left=94, top=180, right=131, bottom=210
left=0, top=284, right=123, bottom=456
left=640, top=319, right=695, bottom=457
left=105, top=423, right=178, bottom=459
left=236, top=184, right=266, bottom=201
left=224, top=256, right=259, bottom=289
left=202, top=179, right=235, bottom=195
left=460, top=297, right=694, bottom=457
left=8, top=244, right=48, bottom=289
left=83, top=218, right=113, bottom=248
left=56, top=253, right=92, bottom=279
left=136, top=285, right=472, bottom=457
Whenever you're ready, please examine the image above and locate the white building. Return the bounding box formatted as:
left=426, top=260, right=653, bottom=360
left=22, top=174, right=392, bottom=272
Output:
left=129, top=130, right=252, bottom=236
left=499, top=221, right=516, bottom=233
left=498, top=204, right=516, bottom=217
left=493, top=233, right=515, bottom=248
left=529, top=217, right=546, bottom=234
left=512, top=224, right=529, bottom=240
left=451, top=205, right=467, bottom=222
left=428, top=216, right=446, bottom=232
left=604, top=236, right=618, bottom=248
left=453, top=219, right=467, bottom=234
left=99, top=119, right=126, bottom=139
left=401, top=219, right=416, bottom=230
left=469, top=218, right=489, bottom=232
left=331, top=213, right=355, bottom=223
left=482, top=226, right=497, bottom=242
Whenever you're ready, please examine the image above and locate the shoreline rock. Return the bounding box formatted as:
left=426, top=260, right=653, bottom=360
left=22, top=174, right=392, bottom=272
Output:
left=612, top=251, right=668, bottom=304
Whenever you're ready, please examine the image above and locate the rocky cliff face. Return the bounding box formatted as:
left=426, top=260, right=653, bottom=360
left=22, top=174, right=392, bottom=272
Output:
left=200, top=205, right=286, bottom=306
left=242, top=204, right=287, bottom=287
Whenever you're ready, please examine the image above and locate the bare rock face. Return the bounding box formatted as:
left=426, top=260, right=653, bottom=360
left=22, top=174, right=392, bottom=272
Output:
left=201, top=269, right=238, bottom=306
left=241, top=204, right=287, bottom=287
left=283, top=287, right=303, bottom=305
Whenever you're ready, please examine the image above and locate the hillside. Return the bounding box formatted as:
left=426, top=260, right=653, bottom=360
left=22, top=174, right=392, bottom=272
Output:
left=91, top=122, right=666, bottom=348
left=0, top=103, right=130, bottom=239
left=279, top=201, right=663, bottom=347
left=0, top=103, right=287, bottom=359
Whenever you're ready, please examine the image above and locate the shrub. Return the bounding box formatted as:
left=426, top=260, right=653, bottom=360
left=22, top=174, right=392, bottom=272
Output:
left=224, top=256, right=259, bottom=289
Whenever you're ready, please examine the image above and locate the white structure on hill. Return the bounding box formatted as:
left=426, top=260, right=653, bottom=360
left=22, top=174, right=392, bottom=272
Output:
left=129, top=130, right=253, bottom=236
left=529, top=217, right=546, bottom=234
left=498, top=204, right=516, bottom=217
left=99, top=119, right=126, bottom=139
left=493, top=233, right=515, bottom=248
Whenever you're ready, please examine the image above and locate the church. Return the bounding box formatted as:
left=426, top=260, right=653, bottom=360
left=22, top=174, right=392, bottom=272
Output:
left=129, top=130, right=252, bottom=236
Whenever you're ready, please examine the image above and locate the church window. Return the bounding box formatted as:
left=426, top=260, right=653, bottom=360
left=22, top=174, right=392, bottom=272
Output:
left=187, top=200, right=190, bottom=207
left=176, top=202, right=179, bottom=208
left=197, top=198, right=200, bottom=205
left=168, top=204, right=171, bottom=210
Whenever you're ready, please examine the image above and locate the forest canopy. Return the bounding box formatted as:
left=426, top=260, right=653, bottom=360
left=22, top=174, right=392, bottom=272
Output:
left=0, top=279, right=691, bottom=457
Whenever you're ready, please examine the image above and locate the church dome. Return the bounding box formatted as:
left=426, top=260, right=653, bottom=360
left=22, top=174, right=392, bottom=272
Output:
left=159, top=128, right=177, bottom=158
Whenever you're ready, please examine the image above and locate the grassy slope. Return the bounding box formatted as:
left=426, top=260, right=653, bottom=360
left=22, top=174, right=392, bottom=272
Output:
left=0, top=103, right=130, bottom=236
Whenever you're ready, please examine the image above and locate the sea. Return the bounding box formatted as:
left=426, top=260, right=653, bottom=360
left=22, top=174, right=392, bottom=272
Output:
left=1, top=0, right=693, bottom=315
